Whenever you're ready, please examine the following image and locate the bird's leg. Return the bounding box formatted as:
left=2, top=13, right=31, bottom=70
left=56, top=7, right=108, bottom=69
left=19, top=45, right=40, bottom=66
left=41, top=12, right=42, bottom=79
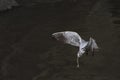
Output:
left=77, top=56, right=79, bottom=68
left=77, top=53, right=80, bottom=68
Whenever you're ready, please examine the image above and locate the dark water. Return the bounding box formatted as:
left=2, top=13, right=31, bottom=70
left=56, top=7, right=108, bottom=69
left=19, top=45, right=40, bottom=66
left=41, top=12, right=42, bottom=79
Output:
left=0, top=0, right=120, bottom=80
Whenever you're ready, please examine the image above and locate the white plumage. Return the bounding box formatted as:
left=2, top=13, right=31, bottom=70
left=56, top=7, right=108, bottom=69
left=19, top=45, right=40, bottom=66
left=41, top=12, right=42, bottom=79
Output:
left=52, top=31, right=99, bottom=67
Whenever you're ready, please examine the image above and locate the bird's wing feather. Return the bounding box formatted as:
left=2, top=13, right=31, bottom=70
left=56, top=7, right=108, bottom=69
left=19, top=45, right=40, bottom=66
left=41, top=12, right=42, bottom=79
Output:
left=80, top=39, right=88, bottom=49
left=91, top=38, right=99, bottom=49
left=63, top=31, right=81, bottom=47
left=86, top=37, right=99, bottom=51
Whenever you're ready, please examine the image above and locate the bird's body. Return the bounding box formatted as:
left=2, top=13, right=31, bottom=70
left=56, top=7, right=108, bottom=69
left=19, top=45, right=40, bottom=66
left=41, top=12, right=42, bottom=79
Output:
left=52, top=31, right=99, bottom=67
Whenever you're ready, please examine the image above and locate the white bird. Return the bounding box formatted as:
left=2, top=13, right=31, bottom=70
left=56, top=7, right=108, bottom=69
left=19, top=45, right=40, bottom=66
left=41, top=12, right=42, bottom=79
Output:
left=52, top=31, right=99, bottom=67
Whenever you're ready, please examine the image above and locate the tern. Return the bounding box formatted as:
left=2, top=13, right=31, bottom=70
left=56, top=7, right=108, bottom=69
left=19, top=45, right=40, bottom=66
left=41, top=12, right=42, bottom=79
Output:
left=52, top=31, right=99, bottom=67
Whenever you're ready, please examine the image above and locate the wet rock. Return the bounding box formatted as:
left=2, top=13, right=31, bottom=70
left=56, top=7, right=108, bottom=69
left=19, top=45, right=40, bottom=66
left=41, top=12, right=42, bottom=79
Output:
left=0, top=0, right=18, bottom=11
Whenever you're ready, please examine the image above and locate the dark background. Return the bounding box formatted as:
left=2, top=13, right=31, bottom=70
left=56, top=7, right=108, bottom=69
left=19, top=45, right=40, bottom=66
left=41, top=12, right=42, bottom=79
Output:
left=0, top=0, right=120, bottom=80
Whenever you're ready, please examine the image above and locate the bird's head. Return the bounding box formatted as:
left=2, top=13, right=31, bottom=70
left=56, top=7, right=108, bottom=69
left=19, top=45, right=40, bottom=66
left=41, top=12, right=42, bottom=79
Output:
left=80, top=48, right=86, bottom=53
left=77, top=48, right=85, bottom=58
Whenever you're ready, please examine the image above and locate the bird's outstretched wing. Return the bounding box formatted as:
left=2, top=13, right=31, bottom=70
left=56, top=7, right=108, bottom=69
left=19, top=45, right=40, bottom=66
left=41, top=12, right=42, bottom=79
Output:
left=52, top=31, right=81, bottom=47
